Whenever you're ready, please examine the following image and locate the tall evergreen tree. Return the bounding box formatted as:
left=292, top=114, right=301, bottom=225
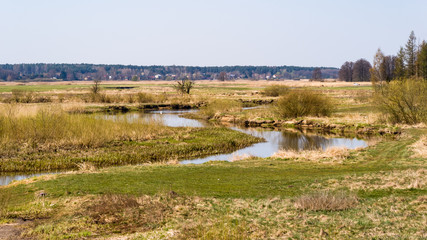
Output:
left=394, top=47, right=406, bottom=79
left=417, top=41, right=427, bottom=80
left=405, top=31, right=417, bottom=77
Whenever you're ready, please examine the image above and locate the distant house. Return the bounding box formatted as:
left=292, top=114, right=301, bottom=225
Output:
left=155, top=74, right=162, bottom=79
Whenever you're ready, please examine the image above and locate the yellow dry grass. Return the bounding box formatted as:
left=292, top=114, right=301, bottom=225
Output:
left=272, top=147, right=350, bottom=163
left=312, top=168, right=427, bottom=191
left=410, top=135, right=427, bottom=158
left=229, top=153, right=254, bottom=162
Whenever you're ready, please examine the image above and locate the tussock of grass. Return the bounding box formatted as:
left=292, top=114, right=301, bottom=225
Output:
left=261, top=85, right=289, bottom=97
left=272, top=147, right=350, bottom=163
left=294, top=191, right=358, bottom=211
left=200, top=99, right=242, bottom=119
left=229, top=153, right=254, bottom=162
left=76, top=162, right=97, bottom=173
left=410, top=135, right=427, bottom=158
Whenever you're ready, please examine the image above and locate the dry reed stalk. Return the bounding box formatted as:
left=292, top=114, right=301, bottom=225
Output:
left=272, top=147, right=349, bottom=163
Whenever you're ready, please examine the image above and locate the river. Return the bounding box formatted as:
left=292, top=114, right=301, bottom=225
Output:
left=0, top=110, right=367, bottom=185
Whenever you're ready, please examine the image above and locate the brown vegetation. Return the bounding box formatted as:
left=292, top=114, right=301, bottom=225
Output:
left=274, top=90, right=334, bottom=118
left=294, top=191, right=358, bottom=211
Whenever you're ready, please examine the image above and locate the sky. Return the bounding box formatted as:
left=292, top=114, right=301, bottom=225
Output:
left=0, top=0, right=426, bottom=68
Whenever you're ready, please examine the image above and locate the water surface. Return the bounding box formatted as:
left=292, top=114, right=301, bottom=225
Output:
left=0, top=110, right=368, bottom=185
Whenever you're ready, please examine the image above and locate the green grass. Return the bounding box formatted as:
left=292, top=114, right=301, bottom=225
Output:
left=3, top=129, right=425, bottom=201
left=0, top=128, right=425, bottom=239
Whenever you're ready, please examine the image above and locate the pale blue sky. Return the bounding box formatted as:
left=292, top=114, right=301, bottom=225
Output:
left=0, top=0, right=426, bottom=67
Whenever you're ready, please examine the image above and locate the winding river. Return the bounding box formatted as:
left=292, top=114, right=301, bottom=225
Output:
left=0, top=110, right=367, bottom=186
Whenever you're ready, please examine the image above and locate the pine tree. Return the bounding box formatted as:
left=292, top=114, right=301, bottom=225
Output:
left=417, top=41, right=427, bottom=80
left=405, top=31, right=417, bottom=77
left=394, top=47, right=406, bottom=79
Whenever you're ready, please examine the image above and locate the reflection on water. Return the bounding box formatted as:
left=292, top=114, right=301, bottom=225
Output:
left=101, top=110, right=205, bottom=128
left=0, top=110, right=368, bottom=185
left=0, top=172, right=59, bottom=186
left=181, top=127, right=367, bottom=164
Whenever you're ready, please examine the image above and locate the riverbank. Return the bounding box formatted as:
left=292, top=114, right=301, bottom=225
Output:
left=0, top=128, right=425, bottom=239
left=0, top=107, right=261, bottom=173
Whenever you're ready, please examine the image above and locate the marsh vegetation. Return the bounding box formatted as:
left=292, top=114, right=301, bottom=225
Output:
left=0, top=78, right=425, bottom=239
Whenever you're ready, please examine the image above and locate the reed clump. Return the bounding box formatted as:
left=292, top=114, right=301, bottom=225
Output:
left=294, top=191, right=358, bottom=211
left=200, top=99, right=242, bottom=119
left=0, top=106, right=170, bottom=149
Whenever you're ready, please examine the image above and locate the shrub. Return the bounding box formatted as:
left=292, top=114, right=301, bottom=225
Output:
left=261, top=85, right=289, bottom=97
left=295, top=191, right=358, bottom=211
left=274, top=90, right=334, bottom=118
left=200, top=99, right=242, bottom=119
left=174, top=79, right=194, bottom=94
left=137, top=92, right=154, bottom=103
left=374, top=78, right=427, bottom=124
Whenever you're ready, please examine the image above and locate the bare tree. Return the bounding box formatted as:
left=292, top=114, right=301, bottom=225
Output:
left=91, top=79, right=101, bottom=95
left=174, top=79, right=194, bottom=94
left=339, top=61, right=354, bottom=82
left=352, top=59, right=371, bottom=82
left=219, top=72, right=227, bottom=81
left=311, top=68, right=323, bottom=81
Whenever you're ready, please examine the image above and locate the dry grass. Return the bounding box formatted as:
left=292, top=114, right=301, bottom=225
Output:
left=10, top=193, right=427, bottom=239
left=0, top=105, right=171, bottom=149
left=410, top=135, right=427, bottom=158
left=76, top=162, right=97, bottom=173
left=312, top=169, right=427, bottom=191
left=229, top=153, right=254, bottom=162
left=79, top=194, right=188, bottom=234
left=294, top=191, right=358, bottom=211
left=272, top=147, right=350, bottom=163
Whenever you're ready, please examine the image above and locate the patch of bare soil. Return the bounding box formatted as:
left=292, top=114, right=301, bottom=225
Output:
left=0, top=220, right=31, bottom=240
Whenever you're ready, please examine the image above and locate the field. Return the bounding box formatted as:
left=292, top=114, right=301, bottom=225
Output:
left=0, top=79, right=426, bottom=239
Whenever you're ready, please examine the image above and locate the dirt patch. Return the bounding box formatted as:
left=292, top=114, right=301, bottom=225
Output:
left=0, top=220, right=30, bottom=240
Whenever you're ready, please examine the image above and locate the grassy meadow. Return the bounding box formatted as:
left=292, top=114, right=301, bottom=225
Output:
left=0, top=79, right=426, bottom=239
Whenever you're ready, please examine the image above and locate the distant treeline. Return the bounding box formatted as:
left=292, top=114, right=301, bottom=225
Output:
left=0, top=64, right=338, bottom=81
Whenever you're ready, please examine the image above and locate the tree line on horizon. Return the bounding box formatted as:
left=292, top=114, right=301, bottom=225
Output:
left=0, top=64, right=339, bottom=81
left=339, top=31, right=427, bottom=82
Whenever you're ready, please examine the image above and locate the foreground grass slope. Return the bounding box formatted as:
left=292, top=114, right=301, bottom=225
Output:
left=1, top=129, right=425, bottom=239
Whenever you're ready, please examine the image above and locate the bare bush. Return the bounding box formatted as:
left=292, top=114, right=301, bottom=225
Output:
left=295, top=191, right=358, bottom=211
left=90, top=79, right=101, bottom=95
left=374, top=78, right=427, bottom=124
left=274, top=90, right=334, bottom=118
left=174, top=79, right=194, bottom=94
left=261, top=85, right=289, bottom=97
